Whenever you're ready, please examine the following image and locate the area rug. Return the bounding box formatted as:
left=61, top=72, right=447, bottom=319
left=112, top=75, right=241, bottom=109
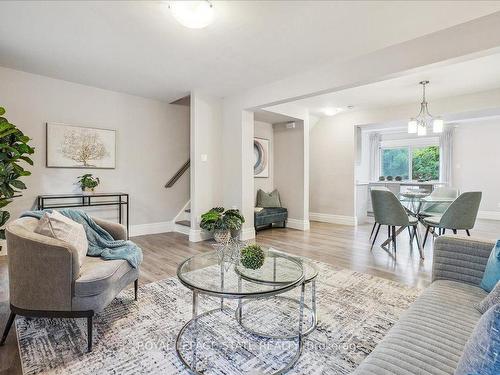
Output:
left=16, top=259, right=421, bottom=375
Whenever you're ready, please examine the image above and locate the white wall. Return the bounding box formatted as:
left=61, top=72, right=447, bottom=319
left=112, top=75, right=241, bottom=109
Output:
left=273, top=121, right=309, bottom=229
left=189, top=91, right=223, bottom=241
left=310, top=115, right=356, bottom=219
left=254, top=120, right=274, bottom=198
left=0, top=66, right=190, bottom=233
left=453, top=118, right=500, bottom=216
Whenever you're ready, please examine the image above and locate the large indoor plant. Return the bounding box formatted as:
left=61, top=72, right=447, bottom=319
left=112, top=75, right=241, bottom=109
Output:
left=200, top=207, right=245, bottom=243
left=0, top=107, right=34, bottom=245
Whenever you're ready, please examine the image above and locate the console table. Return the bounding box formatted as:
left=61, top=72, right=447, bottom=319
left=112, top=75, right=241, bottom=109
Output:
left=37, top=192, right=129, bottom=238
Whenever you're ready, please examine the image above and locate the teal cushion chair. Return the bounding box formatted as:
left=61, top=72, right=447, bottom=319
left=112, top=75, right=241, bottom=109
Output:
left=422, top=192, right=482, bottom=247
left=370, top=189, right=424, bottom=259
left=255, top=189, right=287, bottom=231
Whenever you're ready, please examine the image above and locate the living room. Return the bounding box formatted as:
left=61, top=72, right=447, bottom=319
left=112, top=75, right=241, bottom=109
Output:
left=1, top=1, right=500, bottom=375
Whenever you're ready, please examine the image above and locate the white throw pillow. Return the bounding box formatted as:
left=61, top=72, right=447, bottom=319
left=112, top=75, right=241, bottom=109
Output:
left=34, top=210, right=88, bottom=267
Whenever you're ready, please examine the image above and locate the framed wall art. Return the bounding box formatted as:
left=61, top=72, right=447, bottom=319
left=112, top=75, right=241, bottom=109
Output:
left=46, top=123, right=116, bottom=169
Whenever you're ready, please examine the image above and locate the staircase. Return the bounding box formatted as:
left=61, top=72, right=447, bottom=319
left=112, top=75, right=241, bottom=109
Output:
left=174, top=204, right=191, bottom=235
left=165, top=160, right=192, bottom=235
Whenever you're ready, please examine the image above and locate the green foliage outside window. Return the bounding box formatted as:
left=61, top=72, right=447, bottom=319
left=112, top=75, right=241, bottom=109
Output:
left=412, top=146, right=439, bottom=180
left=382, top=148, right=409, bottom=179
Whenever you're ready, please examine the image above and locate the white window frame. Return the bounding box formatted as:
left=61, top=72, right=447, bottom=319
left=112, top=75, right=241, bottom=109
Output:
left=379, top=137, right=440, bottom=181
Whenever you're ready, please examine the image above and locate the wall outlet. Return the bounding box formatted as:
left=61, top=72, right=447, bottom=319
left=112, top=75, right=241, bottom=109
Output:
left=497, top=202, right=500, bottom=209
left=201, top=154, right=208, bottom=162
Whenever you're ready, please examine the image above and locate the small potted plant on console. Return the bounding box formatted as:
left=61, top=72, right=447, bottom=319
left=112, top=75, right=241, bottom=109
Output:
left=76, top=174, right=100, bottom=193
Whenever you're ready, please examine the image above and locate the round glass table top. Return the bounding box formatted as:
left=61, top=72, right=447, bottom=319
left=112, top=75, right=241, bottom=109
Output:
left=177, top=248, right=305, bottom=298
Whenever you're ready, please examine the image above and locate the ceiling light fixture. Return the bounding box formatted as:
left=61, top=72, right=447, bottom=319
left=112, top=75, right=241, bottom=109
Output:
left=169, top=1, right=214, bottom=29
left=408, top=81, right=444, bottom=136
left=322, top=107, right=343, bottom=117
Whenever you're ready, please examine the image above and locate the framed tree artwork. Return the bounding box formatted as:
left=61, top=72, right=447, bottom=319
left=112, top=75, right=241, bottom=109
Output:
left=46, top=123, right=116, bottom=169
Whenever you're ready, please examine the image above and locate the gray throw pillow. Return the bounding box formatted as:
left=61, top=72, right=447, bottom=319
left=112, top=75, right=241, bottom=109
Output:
left=476, top=281, right=500, bottom=314
left=256, top=189, right=282, bottom=208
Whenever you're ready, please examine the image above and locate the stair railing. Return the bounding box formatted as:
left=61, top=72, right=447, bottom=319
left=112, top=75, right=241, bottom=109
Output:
left=165, top=159, right=190, bottom=188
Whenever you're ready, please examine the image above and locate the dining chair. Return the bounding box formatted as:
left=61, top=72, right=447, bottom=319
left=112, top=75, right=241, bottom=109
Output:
left=368, top=186, right=390, bottom=240
left=419, top=187, right=460, bottom=217
left=370, top=189, right=424, bottom=259
left=422, top=191, right=482, bottom=247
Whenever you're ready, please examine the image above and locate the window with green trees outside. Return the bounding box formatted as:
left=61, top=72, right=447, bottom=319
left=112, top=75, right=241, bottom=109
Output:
left=381, top=145, right=439, bottom=181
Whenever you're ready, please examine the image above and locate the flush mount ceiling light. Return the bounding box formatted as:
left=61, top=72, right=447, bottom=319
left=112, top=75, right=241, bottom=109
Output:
left=322, top=107, right=343, bottom=116
left=408, top=81, right=444, bottom=136
left=169, top=1, right=214, bottom=29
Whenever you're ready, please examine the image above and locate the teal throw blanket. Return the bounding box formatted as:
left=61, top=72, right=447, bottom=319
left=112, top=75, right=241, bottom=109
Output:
left=22, top=209, right=142, bottom=269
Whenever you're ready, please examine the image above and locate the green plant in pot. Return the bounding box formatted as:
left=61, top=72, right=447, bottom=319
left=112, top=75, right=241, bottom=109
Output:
left=0, top=106, right=34, bottom=244
left=200, top=207, right=245, bottom=243
left=240, top=244, right=265, bottom=270
left=76, top=174, right=100, bottom=193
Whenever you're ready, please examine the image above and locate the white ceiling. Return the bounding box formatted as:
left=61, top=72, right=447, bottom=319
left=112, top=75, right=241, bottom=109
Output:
left=288, top=52, right=500, bottom=116
left=1, top=1, right=500, bottom=102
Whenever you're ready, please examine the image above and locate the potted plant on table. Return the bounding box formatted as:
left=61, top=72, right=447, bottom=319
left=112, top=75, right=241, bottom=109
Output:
left=76, top=174, right=100, bottom=193
left=200, top=207, right=245, bottom=243
left=0, top=106, right=35, bottom=247
left=240, top=244, right=265, bottom=270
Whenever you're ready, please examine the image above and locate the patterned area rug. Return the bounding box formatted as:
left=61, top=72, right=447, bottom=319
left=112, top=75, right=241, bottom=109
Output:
left=16, top=259, right=421, bottom=375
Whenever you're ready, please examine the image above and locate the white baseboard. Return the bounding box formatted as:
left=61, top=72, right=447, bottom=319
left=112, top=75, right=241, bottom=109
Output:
left=286, top=218, right=310, bottom=231
left=478, top=211, right=500, bottom=221
left=309, top=212, right=357, bottom=226
left=130, top=221, right=174, bottom=237
left=189, top=229, right=213, bottom=242
left=240, top=227, right=256, bottom=240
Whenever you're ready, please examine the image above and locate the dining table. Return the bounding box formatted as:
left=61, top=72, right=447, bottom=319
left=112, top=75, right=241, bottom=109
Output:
left=379, top=192, right=456, bottom=249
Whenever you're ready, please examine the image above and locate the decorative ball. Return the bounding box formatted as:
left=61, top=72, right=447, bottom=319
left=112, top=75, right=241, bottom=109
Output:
left=386, top=175, right=393, bottom=181
left=240, top=244, right=265, bottom=270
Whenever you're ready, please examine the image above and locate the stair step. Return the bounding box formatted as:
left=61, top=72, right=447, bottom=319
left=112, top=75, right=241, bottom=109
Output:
left=185, top=209, right=191, bottom=213
left=176, top=220, right=191, bottom=227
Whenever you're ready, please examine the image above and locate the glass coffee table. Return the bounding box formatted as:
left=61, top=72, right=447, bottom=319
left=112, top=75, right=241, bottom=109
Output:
left=176, top=248, right=316, bottom=375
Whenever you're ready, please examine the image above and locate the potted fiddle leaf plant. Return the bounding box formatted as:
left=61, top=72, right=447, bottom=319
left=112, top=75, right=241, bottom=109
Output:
left=0, top=106, right=35, bottom=246
left=200, top=207, right=245, bottom=243
left=76, top=173, right=100, bottom=193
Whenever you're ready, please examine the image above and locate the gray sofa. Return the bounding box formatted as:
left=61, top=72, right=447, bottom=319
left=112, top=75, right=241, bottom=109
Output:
left=0, top=216, right=139, bottom=352
left=355, top=235, right=493, bottom=375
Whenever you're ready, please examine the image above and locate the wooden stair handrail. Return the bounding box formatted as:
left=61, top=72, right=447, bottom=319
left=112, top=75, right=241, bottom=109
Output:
left=165, top=159, right=190, bottom=188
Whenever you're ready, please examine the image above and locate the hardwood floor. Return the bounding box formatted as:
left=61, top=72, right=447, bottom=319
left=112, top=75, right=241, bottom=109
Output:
left=1, top=219, right=499, bottom=374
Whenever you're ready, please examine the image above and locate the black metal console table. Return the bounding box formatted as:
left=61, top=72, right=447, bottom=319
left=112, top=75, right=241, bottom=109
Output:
left=37, top=192, right=129, bottom=238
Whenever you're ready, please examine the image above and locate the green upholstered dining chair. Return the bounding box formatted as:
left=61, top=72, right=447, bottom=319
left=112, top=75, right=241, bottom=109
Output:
left=368, top=186, right=390, bottom=240
left=419, top=187, right=460, bottom=217
left=422, top=191, right=482, bottom=247
left=370, top=189, right=424, bottom=259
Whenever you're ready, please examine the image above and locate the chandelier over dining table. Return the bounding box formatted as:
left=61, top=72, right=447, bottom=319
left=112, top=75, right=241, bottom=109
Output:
left=408, top=81, right=444, bottom=136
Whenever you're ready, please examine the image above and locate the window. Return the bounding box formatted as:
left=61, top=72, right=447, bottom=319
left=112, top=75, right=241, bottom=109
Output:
left=412, top=145, right=439, bottom=180
left=381, top=148, right=409, bottom=179
left=380, top=144, right=440, bottom=181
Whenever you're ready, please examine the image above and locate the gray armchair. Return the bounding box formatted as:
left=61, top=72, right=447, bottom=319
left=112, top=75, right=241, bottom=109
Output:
left=0, top=216, right=139, bottom=352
